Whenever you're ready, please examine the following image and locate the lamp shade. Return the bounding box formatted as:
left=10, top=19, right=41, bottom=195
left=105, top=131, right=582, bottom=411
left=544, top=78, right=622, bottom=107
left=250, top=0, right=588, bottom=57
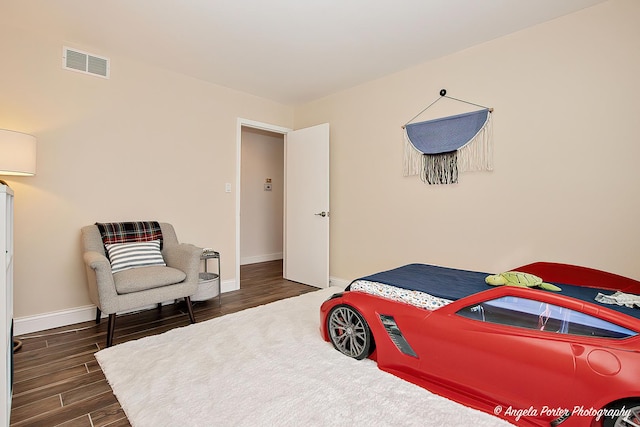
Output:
left=0, top=129, right=36, bottom=176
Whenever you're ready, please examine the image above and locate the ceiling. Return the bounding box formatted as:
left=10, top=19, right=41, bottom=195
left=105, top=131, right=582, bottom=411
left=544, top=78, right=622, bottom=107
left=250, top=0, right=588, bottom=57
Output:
left=2, top=0, right=606, bottom=105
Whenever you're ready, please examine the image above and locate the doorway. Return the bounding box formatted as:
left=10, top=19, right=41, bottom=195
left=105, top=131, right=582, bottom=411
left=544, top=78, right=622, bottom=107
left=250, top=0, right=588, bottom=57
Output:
left=236, top=119, right=290, bottom=288
left=235, top=119, right=330, bottom=290
left=239, top=127, right=285, bottom=274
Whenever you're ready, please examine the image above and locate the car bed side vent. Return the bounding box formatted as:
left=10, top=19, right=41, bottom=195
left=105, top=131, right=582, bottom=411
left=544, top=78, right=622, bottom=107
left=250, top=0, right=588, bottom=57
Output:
left=379, top=314, right=418, bottom=358
left=63, top=47, right=110, bottom=79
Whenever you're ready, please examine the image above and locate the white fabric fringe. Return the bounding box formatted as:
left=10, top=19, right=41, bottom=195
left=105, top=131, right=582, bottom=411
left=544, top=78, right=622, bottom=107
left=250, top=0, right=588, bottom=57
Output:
left=403, top=131, right=423, bottom=176
left=458, top=112, right=493, bottom=172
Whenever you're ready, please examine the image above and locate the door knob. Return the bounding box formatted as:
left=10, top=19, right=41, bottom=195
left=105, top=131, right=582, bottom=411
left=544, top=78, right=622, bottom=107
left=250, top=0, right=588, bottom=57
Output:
left=314, top=211, right=329, bottom=217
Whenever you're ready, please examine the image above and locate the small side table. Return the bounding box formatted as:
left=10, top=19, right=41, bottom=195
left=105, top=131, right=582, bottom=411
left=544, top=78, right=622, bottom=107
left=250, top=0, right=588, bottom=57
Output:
left=192, top=249, right=221, bottom=305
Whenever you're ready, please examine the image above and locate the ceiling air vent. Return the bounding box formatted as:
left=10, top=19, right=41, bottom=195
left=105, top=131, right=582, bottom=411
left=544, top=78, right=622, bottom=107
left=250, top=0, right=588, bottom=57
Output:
left=63, top=46, right=110, bottom=79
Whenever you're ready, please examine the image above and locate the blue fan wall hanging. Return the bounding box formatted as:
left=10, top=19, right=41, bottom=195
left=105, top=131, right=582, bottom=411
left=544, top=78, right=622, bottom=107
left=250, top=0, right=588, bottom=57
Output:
left=403, top=89, right=493, bottom=185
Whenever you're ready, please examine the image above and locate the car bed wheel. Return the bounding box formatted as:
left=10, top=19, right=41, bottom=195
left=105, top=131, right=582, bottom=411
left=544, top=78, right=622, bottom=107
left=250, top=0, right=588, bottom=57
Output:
left=602, top=400, right=640, bottom=427
left=327, top=305, right=372, bottom=360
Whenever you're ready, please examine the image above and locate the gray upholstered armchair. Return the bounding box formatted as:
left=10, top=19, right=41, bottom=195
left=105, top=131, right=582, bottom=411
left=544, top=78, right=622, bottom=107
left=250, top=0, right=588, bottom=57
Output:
left=81, top=222, right=202, bottom=347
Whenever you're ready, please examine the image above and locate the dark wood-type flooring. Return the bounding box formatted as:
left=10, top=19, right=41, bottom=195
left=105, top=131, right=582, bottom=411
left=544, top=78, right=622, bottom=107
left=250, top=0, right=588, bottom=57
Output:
left=10, top=260, right=317, bottom=426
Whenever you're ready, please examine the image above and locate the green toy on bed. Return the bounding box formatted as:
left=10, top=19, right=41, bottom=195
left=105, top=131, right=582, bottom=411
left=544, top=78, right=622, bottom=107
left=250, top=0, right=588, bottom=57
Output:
left=485, top=271, right=562, bottom=292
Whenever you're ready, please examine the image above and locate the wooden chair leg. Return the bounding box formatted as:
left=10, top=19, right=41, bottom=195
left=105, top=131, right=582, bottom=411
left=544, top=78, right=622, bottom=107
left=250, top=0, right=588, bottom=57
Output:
left=185, top=296, right=196, bottom=324
left=106, top=313, right=116, bottom=347
left=95, top=307, right=101, bottom=324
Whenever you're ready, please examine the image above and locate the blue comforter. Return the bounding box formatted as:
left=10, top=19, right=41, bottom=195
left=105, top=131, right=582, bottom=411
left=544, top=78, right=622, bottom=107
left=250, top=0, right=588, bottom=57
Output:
left=351, top=263, right=640, bottom=320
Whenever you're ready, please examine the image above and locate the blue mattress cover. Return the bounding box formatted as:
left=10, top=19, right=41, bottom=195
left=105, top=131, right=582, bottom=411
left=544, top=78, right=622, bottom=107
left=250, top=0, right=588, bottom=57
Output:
left=351, top=263, right=640, bottom=320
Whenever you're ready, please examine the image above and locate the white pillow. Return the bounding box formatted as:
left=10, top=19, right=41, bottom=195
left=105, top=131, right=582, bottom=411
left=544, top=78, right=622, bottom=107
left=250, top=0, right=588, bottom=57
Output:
left=105, top=240, right=166, bottom=273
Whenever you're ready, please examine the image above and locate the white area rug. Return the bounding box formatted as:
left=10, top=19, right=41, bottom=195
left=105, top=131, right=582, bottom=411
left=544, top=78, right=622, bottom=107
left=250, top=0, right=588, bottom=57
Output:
left=96, top=287, right=513, bottom=427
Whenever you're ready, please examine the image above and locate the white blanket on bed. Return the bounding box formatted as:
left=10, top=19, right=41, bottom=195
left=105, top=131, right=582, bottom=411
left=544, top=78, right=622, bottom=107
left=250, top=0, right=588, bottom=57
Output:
left=351, top=280, right=452, bottom=310
left=595, top=291, right=640, bottom=308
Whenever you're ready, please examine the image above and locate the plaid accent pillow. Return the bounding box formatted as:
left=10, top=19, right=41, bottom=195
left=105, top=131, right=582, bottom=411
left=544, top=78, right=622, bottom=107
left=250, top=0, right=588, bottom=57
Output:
left=105, top=240, right=166, bottom=273
left=96, top=221, right=163, bottom=249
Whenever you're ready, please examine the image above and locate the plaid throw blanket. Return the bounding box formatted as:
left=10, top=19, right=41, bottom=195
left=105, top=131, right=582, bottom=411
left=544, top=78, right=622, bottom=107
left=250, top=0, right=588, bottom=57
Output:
left=96, top=221, right=164, bottom=249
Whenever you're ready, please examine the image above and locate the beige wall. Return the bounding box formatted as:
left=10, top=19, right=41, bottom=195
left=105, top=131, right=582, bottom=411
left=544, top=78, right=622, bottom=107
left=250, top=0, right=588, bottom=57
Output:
left=0, top=23, right=294, bottom=320
left=240, top=128, right=284, bottom=264
left=295, top=0, right=640, bottom=282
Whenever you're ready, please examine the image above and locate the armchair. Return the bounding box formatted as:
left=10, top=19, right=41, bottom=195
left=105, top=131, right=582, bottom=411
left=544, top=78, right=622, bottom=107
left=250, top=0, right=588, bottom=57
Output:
left=81, top=222, right=201, bottom=347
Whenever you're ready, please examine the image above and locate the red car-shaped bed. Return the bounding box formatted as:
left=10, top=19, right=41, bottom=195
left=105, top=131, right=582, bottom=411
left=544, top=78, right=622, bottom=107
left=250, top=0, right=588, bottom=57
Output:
left=320, top=262, right=640, bottom=427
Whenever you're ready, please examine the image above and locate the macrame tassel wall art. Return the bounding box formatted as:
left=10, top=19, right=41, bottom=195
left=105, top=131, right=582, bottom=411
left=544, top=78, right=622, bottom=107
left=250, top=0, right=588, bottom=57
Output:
left=402, top=90, right=493, bottom=185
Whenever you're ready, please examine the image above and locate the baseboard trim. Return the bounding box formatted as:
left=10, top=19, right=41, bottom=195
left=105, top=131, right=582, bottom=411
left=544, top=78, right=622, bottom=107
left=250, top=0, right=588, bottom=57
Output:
left=329, top=276, right=350, bottom=288
left=240, top=253, right=283, bottom=265
left=14, top=305, right=97, bottom=336
left=221, top=278, right=238, bottom=293
left=14, top=278, right=239, bottom=336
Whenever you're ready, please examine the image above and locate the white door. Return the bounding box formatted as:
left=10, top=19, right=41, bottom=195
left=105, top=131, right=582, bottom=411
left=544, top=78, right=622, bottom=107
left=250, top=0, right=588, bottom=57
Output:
left=284, top=123, right=330, bottom=288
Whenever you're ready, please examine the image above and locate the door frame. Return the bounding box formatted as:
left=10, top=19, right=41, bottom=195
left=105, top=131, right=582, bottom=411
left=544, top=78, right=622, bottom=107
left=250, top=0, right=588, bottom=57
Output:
left=235, top=118, right=291, bottom=287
